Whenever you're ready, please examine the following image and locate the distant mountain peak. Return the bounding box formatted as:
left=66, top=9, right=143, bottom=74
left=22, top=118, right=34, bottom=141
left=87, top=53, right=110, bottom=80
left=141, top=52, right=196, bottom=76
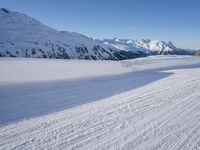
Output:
left=100, top=38, right=192, bottom=55
left=0, top=8, right=10, bottom=14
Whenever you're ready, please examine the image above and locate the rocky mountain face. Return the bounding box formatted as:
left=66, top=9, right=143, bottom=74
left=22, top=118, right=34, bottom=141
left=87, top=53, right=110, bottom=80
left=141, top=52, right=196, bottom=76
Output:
left=0, top=8, right=193, bottom=60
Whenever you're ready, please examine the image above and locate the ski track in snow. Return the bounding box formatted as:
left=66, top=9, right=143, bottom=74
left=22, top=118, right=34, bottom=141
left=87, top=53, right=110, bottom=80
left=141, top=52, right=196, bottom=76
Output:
left=0, top=56, right=200, bottom=149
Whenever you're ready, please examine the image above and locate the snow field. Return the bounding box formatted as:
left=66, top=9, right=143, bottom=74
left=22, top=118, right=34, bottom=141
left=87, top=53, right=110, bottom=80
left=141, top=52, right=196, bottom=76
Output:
left=0, top=56, right=200, bottom=149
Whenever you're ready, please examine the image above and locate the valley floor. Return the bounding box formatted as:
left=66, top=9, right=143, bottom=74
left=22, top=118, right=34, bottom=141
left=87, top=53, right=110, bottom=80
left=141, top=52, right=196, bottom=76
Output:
left=0, top=56, right=200, bottom=149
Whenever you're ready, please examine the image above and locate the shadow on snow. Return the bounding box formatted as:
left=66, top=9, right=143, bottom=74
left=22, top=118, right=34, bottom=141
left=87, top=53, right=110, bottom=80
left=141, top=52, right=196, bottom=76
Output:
left=0, top=63, right=200, bottom=126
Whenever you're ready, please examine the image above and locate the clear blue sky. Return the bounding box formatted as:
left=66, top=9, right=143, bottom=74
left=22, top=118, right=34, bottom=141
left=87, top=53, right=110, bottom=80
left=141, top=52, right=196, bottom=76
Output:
left=0, top=0, right=199, bottom=49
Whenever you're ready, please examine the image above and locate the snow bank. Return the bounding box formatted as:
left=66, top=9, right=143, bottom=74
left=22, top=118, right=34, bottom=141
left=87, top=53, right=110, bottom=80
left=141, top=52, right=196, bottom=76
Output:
left=0, top=58, right=130, bottom=84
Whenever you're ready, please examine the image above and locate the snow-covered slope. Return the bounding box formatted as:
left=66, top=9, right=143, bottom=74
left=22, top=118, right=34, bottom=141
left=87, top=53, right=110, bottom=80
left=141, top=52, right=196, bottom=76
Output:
left=0, top=8, right=193, bottom=60
left=101, top=38, right=192, bottom=55
left=0, top=56, right=200, bottom=149
left=0, top=8, right=129, bottom=60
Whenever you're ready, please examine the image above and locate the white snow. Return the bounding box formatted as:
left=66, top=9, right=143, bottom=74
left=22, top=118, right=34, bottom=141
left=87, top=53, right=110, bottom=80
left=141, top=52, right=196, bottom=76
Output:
left=0, top=56, right=200, bottom=149
left=0, top=58, right=129, bottom=84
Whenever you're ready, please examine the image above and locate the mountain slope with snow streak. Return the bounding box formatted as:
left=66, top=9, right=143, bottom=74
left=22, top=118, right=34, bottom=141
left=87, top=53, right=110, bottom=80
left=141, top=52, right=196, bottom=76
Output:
left=0, top=56, right=200, bottom=149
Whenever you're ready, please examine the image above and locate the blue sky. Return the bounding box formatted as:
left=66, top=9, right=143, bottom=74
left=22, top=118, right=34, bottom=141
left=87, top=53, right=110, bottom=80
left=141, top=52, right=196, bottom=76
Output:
left=0, top=0, right=199, bottom=49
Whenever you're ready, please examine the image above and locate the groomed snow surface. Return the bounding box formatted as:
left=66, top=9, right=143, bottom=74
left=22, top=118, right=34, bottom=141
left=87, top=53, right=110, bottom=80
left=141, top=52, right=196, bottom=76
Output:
left=0, top=55, right=200, bottom=150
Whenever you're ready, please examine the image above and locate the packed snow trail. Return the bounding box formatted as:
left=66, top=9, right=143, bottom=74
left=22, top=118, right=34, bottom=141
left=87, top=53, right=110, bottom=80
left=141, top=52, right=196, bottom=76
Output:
left=0, top=56, right=200, bottom=149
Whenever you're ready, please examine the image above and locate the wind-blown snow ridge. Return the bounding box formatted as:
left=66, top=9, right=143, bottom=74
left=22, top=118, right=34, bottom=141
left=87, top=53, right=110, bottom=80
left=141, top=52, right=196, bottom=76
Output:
left=0, top=56, right=200, bottom=149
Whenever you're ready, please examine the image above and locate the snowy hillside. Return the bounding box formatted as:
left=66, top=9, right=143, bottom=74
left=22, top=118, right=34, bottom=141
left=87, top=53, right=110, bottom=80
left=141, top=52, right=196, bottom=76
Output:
left=101, top=38, right=192, bottom=55
left=0, top=8, right=129, bottom=60
left=0, top=8, right=193, bottom=60
left=0, top=56, right=200, bottom=149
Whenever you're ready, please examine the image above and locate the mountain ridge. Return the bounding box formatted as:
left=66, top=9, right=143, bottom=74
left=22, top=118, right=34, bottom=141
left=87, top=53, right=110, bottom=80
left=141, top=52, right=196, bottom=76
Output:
left=99, top=38, right=193, bottom=55
left=0, top=8, right=193, bottom=60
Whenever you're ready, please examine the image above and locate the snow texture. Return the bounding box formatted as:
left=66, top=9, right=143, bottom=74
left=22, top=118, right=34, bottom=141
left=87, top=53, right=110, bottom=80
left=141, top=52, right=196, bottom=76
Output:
left=0, top=55, right=200, bottom=149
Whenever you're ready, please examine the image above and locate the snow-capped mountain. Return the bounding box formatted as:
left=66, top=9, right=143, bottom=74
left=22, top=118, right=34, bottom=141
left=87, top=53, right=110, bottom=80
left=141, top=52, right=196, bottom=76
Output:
left=0, top=8, right=192, bottom=60
left=100, top=38, right=192, bottom=55
left=0, top=8, right=130, bottom=60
